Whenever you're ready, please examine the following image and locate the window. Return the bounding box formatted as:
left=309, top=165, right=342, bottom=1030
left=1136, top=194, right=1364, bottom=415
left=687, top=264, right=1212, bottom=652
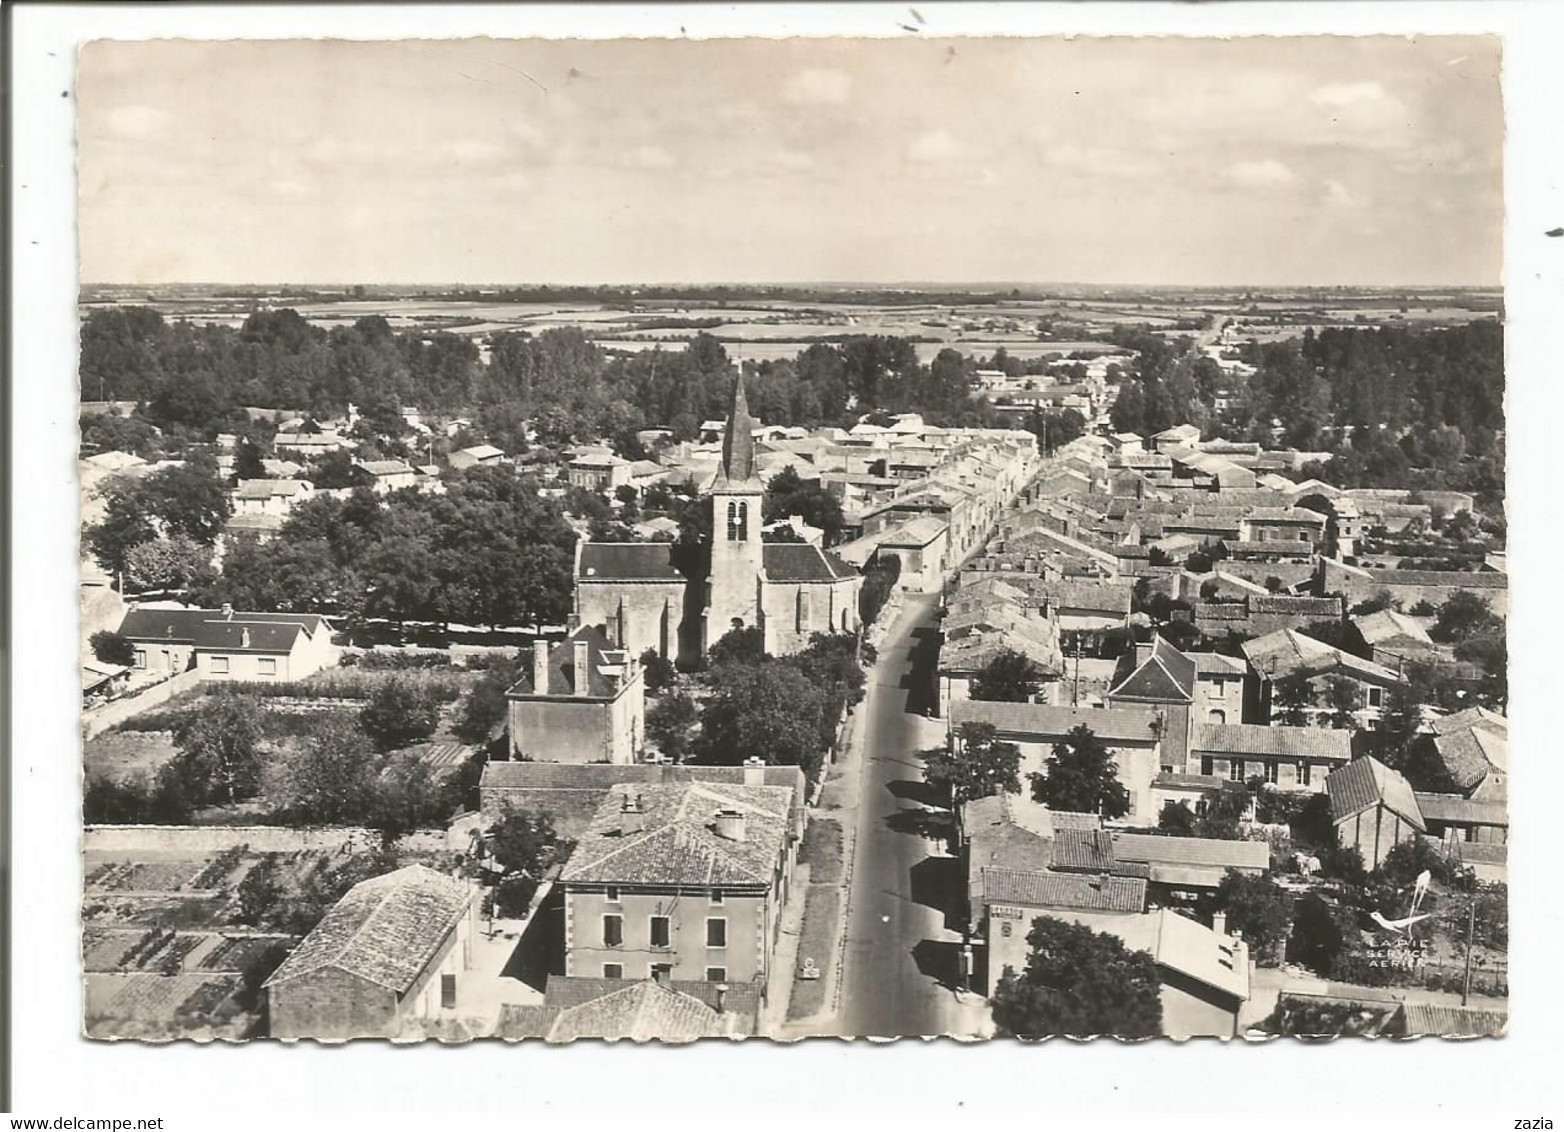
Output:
left=650, top=915, right=671, bottom=948
left=602, top=963, right=624, bottom=979
left=440, top=974, right=456, bottom=1010
left=705, top=967, right=727, bottom=983
left=710, top=889, right=724, bottom=906
left=257, top=657, right=277, bottom=677
left=1201, top=757, right=1214, bottom=776
left=1000, top=921, right=1012, bottom=938
left=1210, top=679, right=1227, bottom=700
left=1367, top=687, right=1385, bottom=708
left=602, top=914, right=623, bottom=948
left=210, top=656, right=230, bottom=674
left=726, top=500, right=749, bottom=542
left=1207, top=709, right=1226, bottom=725
left=605, top=886, right=621, bottom=903
left=1263, top=761, right=1279, bottom=785
left=706, top=918, right=727, bottom=949
left=651, top=963, right=673, bottom=981
left=134, top=649, right=147, bottom=669
left=1229, top=759, right=1246, bottom=782
left=1297, top=762, right=1312, bottom=787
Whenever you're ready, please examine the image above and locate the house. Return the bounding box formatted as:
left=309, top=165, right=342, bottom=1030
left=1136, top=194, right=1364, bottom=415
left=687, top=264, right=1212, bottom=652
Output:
left=1194, top=594, right=1345, bottom=640
left=117, top=605, right=338, bottom=681
left=1186, top=721, right=1353, bottom=792
left=959, top=794, right=1117, bottom=928
left=273, top=430, right=347, bottom=456
left=81, top=659, right=131, bottom=703
left=357, top=459, right=417, bottom=493
left=232, top=478, right=314, bottom=516
left=1238, top=506, right=1327, bottom=548
left=1325, top=757, right=1425, bottom=869
left=448, top=444, right=506, bottom=471
left=556, top=769, right=800, bottom=993
left=1036, top=580, right=1132, bottom=653
left=568, top=451, right=632, bottom=492
left=506, top=627, right=645, bottom=765
left=1108, top=832, right=1270, bottom=901
left=1419, top=707, right=1507, bottom=801
left=1241, top=629, right=1402, bottom=728
left=1413, top=792, right=1508, bottom=849
left=1349, top=609, right=1437, bottom=670
left=266, top=865, right=478, bottom=1041
left=1105, top=636, right=1250, bottom=767
left=949, top=700, right=1163, bottom=824
left=260, top=458, right=305, bottom=479
left=1149, top=424, right=1203, bottom=453
left=876, top=517, right=950, bottom=593
left=223, top=512, right=286, bottom=543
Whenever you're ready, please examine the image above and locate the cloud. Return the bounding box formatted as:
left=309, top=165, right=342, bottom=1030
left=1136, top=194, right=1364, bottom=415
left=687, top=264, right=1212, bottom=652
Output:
left=1221, top=159, right=1295, bottom=188
left=1322, top=180, right=1365, bottom=209
left=630, top=145, right=676, bottom=170
left=103, top=105, right=172, bottom=139
left=783, top=68, right=851, bottom=106
left=906, top=129, right=963, bottom=164
left=1310, top=81, right=1389, bottom=108
left=1043, top=143, right=1158, bottom=179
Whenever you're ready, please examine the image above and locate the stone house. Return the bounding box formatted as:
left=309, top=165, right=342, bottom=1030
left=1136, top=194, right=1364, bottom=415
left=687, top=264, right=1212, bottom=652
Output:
left=117, top=605, right=338, bottom=682
left=505, top=627, right=645, bottom=765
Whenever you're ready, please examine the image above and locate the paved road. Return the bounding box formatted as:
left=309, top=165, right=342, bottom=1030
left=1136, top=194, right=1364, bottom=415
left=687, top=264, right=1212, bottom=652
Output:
left=828, top=593, right=988, bottom=1038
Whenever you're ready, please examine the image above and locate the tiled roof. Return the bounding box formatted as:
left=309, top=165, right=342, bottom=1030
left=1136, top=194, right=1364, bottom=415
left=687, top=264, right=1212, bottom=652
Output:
left=1412, top=793, right=1508, bottom=828
left=265, top=865, right=472, bottom=992
left=1049, top=828, right=1118, bottom=872
left=1325, top=757, right=1425, bottom=831
left=225, top=512, right=285, bottom=532
left=1108, top=637, right=1197, bottom=703
left=1431, top=706, right=1508, bottom=737
left=578, top=542, right=687, bottom=581
left=1242, top=629, right=1400, bottom=684
left=1249, top=594, right=1343, bottom=617
left=881, top=517, right=948, bottom=547
left=1141, top=908, right=1250, bottom=1002
left=1396, top=1003, right=1507, bottom=1037
left=1432, top=729, right=1508, bottom=793
left=981, top=867, right=1146, bottom=913
left=1363, top=569, right=1506, bottom=589
left=950, top=700, right=1161, bottom=746
left=1190, top=722, right=1353, bottom=762
left=1223, top=540, right=1315, bottom=557
left=507, top=626, right=623, bottom=698
left=1352, top=609, right=1433, bottom=646
left=119, top=608, right=326, bottom=653
left=545, top=979, right=734, bottom=1042
left=1189, top=652, right=1249, bottom=676
left=235, top=478, right=309, bottom=500
left=1110, top=833, right=1271, bottom=872
left=763, top=543, right=858, bottom=582
left=360, top=460, right=414, bottom=476
left=1245, top=506, right=1327, bottom=524
left=1035, top=581, right=1132, bottom=615
left=559, top=782, right=794, bottom=887
left=415, top=742, right=475, bottom=769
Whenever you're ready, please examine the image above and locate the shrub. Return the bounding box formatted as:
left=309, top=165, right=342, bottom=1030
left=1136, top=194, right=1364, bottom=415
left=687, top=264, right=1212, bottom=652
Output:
left=90, top=630, right=137, bottom=667
left=859, top=556, right=902, bottom=626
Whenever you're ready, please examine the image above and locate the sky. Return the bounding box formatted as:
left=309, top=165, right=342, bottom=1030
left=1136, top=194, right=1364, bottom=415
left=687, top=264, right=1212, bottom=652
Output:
left=77, top=35, right=1504, bottom=288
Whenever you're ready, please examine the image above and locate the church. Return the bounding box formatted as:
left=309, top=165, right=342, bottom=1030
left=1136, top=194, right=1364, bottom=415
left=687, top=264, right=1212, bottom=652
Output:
left=572, top=377, right=863, bottom=665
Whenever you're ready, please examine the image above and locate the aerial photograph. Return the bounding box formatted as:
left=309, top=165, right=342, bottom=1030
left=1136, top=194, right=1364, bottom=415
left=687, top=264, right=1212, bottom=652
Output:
left=73, top=33, right=1506, bottom=1042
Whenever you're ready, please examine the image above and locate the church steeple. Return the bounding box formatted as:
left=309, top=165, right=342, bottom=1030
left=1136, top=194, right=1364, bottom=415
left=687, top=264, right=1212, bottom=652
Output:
left=717, top=375, right=761, bottom=488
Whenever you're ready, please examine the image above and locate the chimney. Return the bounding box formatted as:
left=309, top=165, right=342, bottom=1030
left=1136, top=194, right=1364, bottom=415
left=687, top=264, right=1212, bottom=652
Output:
left=742, top=756, right=766, bottom=788
left=1212, top=911, right=1227, bottom=938
left=714, top=809, right=747, bottom=842
left=221, top=603, right=234, bottom=620
left=573, top=638, right=592, bottom=696
left=620, top=792, right=644, bottom=836
left=532, top=640, right=550, bottom=694
left=715, top=983, right=728, bottom=1015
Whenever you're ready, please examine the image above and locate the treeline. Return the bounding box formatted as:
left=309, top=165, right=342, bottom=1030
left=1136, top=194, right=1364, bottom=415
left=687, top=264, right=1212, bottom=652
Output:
left=80, top=307, right=1027, bottom=459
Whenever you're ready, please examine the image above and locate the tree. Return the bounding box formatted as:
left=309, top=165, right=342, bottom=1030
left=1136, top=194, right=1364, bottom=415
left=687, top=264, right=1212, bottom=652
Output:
left=1323, top=675, right=1361, bottom=730
left=991, top=916, right=1163, bottom=1039
left=708, top=625, right=766, bottom=668
left=89, top=629, right=136, bottom=666
left=167, top=694, right=267, bottom=807
left=1430, top=591, right=1499, bottom=643
left=1158, top=800, right=1197, bottom=835
left=639, top=648, right=677, bottom=695
left=454, top=660, right=521, bottom=747
left=1195, top=787, right=1250, bottom=839
left=1031, top=725, right=1130, bottom=819
left=923, top=722, right=1022, bottom=808
left=125, top=535, right=214, bottom=593
left=369, top=749, right=457, bottom=841
left=970, top=649, right=1047, bottom=703
left=1288, top=894, right=1350, bottom=975
left=1270, top=671, right=1316, bottom=725
left=646, top=690, right=699, bottom=762
left=358, top=677, right=440, bottom=751
left=486, top=807, right=571, bottom=916
left=1206, top=872, right=1292, bottom=964
left=696, top=663, right=827, bottom=781
left=269, top=715, right=381, bottom=824
left=234, top=438, right=266, bottom=481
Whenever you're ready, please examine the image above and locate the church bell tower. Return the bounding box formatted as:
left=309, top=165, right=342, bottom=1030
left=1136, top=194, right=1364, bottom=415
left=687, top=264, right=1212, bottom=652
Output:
left=705, top=375, right=764, bottom=648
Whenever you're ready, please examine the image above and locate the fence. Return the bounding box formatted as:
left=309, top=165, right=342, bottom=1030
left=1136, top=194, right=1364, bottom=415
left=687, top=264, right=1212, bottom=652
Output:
left=83, top=823, right=456, bottom=855
left=81, top=669, right=201, bottom=740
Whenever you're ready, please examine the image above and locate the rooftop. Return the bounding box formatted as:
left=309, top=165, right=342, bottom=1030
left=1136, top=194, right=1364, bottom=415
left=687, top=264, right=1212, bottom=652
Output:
left=1325, top=757, right=1425, bottom=831
left=1189, top=722, right=1354, bottom=762
left=578, top=542, right=687, bottom=582
left=981, top=867, right=1146, bottom=914
left=950, top=701, right=1161, bottom=746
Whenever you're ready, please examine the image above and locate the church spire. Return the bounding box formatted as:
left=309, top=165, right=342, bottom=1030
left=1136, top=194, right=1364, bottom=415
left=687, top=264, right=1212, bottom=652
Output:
left=717, top=374, right=760, bottom=488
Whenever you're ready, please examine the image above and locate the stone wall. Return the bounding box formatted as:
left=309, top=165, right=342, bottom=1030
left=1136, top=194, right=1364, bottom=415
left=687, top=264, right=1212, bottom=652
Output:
left=83, top=823, right=454, bottom=855
left=80, top=668, right=201, bottom=740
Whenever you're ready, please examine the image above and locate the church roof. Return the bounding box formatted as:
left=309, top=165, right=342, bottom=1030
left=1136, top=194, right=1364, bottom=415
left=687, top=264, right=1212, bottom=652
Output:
left=577, top=542, right=687, bottom=582
left=715, top=376, right=763, bottom=490
left=763, top=544, right=858, bottom=582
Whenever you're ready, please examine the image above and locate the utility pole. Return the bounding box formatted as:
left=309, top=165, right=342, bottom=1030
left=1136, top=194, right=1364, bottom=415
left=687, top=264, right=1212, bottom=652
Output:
left=1072, top=635, right=1082, bottom=706
left=1462, top=896, right=1476, bottom=1006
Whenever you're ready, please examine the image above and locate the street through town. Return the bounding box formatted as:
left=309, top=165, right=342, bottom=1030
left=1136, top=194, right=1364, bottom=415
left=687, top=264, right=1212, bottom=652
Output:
left=829, top=593, right=989, bottom=1038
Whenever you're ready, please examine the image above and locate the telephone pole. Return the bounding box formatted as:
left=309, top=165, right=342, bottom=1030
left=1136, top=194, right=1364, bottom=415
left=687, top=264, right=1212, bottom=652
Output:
left=1461, top=896, right=1476, bottom=1006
